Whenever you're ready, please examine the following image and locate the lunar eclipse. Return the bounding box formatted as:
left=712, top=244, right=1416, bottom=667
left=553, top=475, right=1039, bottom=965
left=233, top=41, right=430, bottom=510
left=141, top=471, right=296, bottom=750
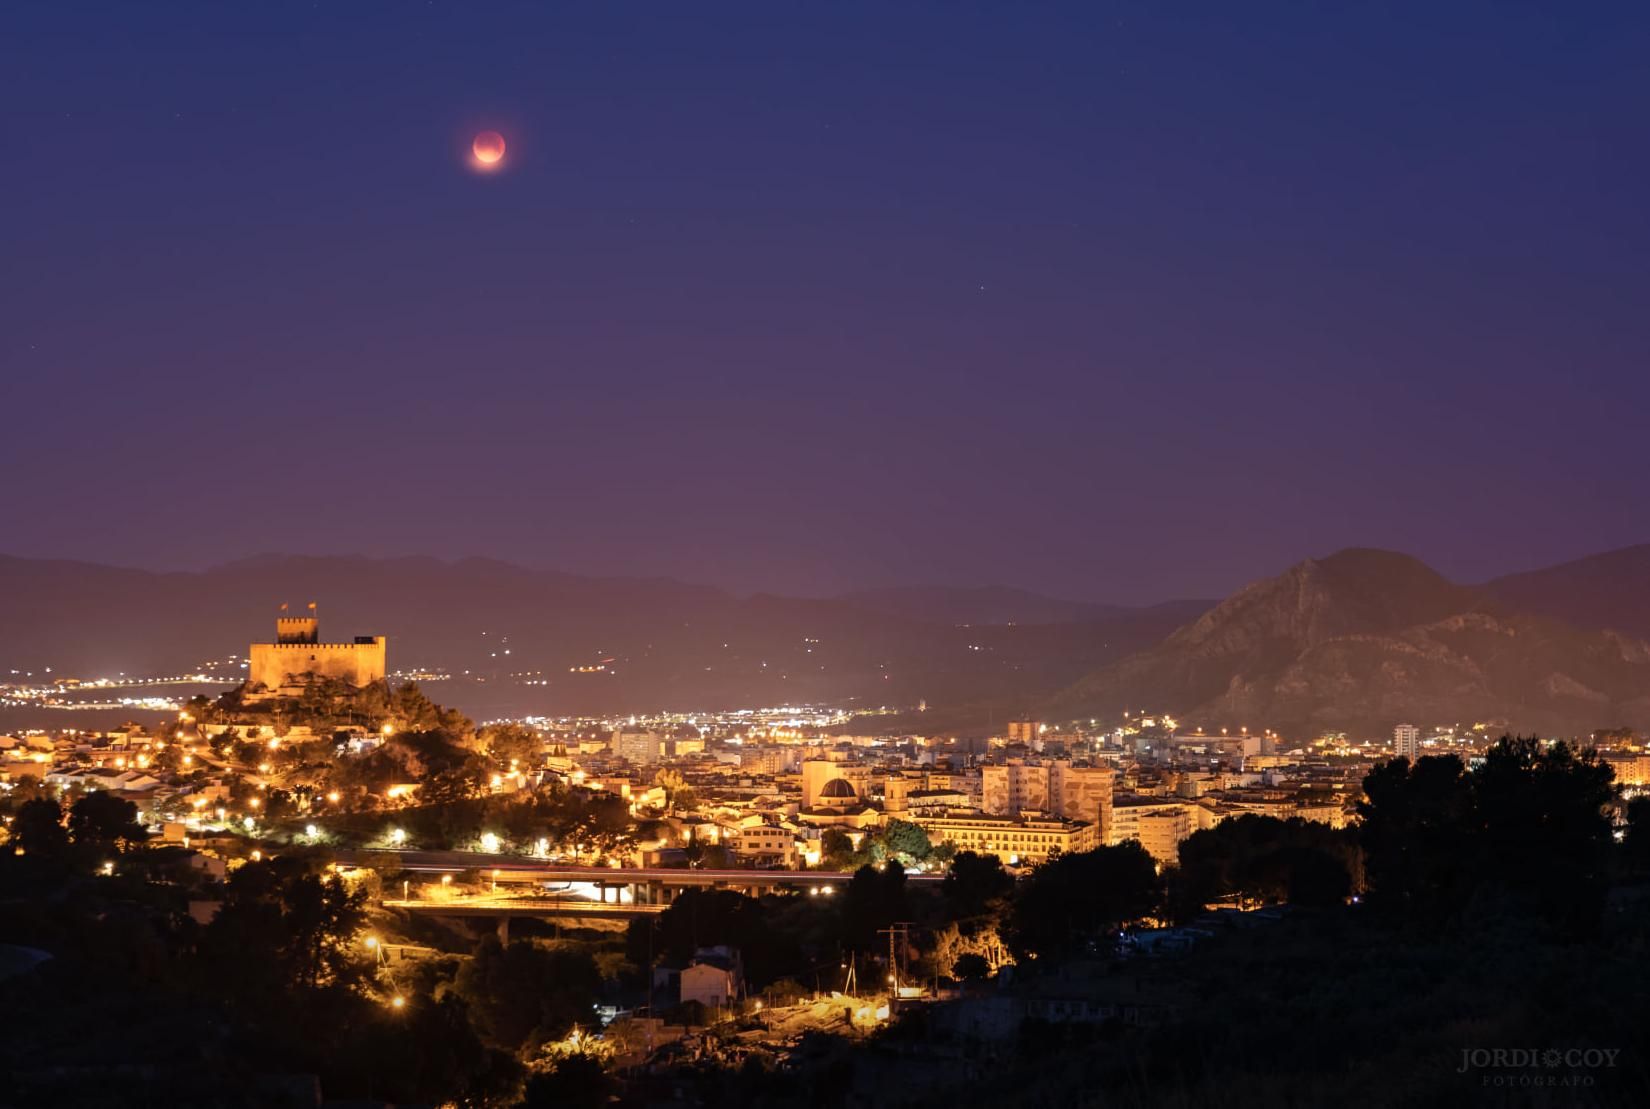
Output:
left=471, top=130, right=506, bottom=169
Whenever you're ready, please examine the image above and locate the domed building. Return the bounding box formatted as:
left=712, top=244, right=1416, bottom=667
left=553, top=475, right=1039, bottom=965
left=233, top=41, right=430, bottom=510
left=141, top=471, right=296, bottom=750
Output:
left=819, top=777, right=859, bottom=805
left=799, top=759, right=882, bottom=831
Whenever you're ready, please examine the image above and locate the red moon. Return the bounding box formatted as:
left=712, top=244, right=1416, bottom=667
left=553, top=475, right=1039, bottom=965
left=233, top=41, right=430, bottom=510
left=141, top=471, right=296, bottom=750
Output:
left=472, top=131, right=506, bottom=166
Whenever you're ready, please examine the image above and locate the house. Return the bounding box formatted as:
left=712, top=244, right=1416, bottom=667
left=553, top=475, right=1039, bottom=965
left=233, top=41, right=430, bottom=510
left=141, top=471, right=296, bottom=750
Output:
left=729, top=824, right=798, bottom=867
left=679, top=945, right=744, bottom=1009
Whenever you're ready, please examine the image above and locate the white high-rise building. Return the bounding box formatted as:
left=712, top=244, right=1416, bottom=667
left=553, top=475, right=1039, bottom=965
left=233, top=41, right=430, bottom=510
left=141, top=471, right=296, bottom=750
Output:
left=1393, top=723, right=1421, bottom=762
left=612, top=730, right=662, bottom=766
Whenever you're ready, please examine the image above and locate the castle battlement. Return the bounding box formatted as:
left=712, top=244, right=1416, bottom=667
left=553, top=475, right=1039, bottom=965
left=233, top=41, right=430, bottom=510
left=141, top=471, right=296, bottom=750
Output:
left=258, top=639, right=386, bottom=651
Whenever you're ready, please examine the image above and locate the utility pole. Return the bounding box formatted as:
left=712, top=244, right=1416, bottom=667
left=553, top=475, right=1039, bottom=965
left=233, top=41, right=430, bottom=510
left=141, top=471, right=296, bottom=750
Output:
left=877, top=922, right=913, bottom=1012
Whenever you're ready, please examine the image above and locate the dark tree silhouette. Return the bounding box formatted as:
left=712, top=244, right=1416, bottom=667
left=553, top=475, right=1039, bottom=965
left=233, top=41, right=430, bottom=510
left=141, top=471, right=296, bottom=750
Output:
left=1174, top=814, right=1358, bottom=912
left=626, top=888, right=807, bottom=989
left=521, top=1053, right=613, bottom=1109
left=1005, top=842, right=1159, bottom=961
left=952, top=952, right=991, bottom=981
left=1359, top=738, right=1615, bottom=936
left=455, top=937, right=601, bottom=1051
left=1357, top=753, right=1475, bottom=923
left=11, top=798, right=69, bottom=860
left=941, top=850, right=1014, bottom=919
left=841, top=861, right=910, bottom=952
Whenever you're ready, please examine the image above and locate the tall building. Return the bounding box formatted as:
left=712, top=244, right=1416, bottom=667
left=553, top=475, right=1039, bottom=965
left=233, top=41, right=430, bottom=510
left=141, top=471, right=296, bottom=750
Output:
left=612, top=730, right=663, bottom=766
left=1393, top=723, right=1421, bottom=761
left=981, top=758, right=1113, bottom=840
left=1048, top=760, right=1114, bottom=840
left=1108, top=798, right=1194, bottom=863
left=982, top=760, right=1049, bottom=815
left=1006, top=720, right=1040, bottom=746
left=247, top=608, right=386, bottom=698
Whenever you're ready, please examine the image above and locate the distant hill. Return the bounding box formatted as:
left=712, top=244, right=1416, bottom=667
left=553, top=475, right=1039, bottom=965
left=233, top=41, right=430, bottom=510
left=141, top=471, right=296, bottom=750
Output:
left=1484, top=545, right=1650, bottom=640
left=0, top=554, right=1196, bottom=719
left=11, top=547, right=1650, bottom=736
left=836, top=585, right=1211, bottom=628
left=1047, top=548, right=1650, bottom=738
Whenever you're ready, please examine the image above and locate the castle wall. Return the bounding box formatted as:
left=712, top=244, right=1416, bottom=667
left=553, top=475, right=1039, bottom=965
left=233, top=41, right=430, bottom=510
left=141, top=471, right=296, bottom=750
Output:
left=248, top=637, right=386, bottom=692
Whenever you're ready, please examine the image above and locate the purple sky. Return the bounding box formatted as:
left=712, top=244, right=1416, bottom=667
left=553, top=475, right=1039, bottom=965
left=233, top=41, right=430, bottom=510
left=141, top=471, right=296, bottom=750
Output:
left=4, top=2, right=1647, bottom=601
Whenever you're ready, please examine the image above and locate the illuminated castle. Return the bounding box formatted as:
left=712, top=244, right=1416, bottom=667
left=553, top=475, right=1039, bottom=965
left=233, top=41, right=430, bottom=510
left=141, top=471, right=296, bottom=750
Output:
left=246, top=605, right=387, bottom=697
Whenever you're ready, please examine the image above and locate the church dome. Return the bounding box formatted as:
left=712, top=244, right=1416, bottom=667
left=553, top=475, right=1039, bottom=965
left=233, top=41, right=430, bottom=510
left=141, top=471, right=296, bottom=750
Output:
left=820, top=777, right=858, bottom=800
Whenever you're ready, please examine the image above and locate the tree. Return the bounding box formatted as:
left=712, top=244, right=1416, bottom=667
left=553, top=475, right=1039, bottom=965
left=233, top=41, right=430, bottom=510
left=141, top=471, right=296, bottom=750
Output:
left=1174, top=815, right=1358, bottom=912
left=627, top=888, right=808, bottom=990
left=819, top=829, right=856, bottom=869
left=952, top=952, right=991, bottom=981
left=68, top=792, right=149, bottom=853
left=480, top=723, right=541, bottom=767
left=1357, top=754, right=1475, bottom=923
left=1005, top=843, right=1160, bottom=962
left=11, top=798, right=69, bottom=860
left=1472, top=737, right=1614, bottom=935
left=878, top=819, right=932, bottom=864
left=1359, top=738, right=1616, bottom=936
left=941, top=851, right=1014, bottom=920
left=454, top=938, right=601, bottom=1051
left=520, top=1053, right=612, bottom=1109
left=349, top=992, right=520, bottom=1107
left=841, top=861, right=909, bottom=952
left=1625, top=796, right=1650, bottom=875
left=195, top=857, right=370, bottom=1004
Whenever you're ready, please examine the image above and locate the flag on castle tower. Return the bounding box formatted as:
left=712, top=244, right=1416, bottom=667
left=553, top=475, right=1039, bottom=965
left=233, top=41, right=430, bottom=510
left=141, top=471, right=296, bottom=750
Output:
left=280, top=603, right=288, bottom=612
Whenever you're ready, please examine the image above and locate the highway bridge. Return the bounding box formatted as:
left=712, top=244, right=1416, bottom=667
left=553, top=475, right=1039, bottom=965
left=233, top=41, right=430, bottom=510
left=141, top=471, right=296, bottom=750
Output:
left=346, top=850, right=941, bottom=937
left=382, top=894, right=666, bottom=937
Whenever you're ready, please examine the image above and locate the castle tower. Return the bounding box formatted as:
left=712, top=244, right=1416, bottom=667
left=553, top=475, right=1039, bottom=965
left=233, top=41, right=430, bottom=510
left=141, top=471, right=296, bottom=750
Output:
left=276, top=617, right=320, bottom=644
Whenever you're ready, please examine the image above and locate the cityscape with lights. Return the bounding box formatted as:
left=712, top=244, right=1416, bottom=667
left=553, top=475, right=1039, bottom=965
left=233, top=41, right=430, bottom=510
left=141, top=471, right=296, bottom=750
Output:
left=6, top=594, right=1650, bottom=1105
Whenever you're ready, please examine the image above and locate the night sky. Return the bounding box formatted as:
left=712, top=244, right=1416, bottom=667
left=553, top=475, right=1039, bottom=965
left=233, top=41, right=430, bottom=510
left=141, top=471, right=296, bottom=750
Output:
left=5, top=2, right=1647, bottom=602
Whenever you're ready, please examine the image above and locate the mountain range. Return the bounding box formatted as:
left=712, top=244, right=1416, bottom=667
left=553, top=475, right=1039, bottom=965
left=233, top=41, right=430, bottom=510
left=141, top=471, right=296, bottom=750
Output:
left=3, top=545, right=1648, bottom=736
left=1049, top=548, right=1650, bottom=737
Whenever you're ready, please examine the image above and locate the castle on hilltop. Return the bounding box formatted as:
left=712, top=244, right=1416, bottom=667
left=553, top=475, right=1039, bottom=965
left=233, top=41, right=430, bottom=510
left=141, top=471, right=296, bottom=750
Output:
left=246, top=605, right=387, bottom=699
